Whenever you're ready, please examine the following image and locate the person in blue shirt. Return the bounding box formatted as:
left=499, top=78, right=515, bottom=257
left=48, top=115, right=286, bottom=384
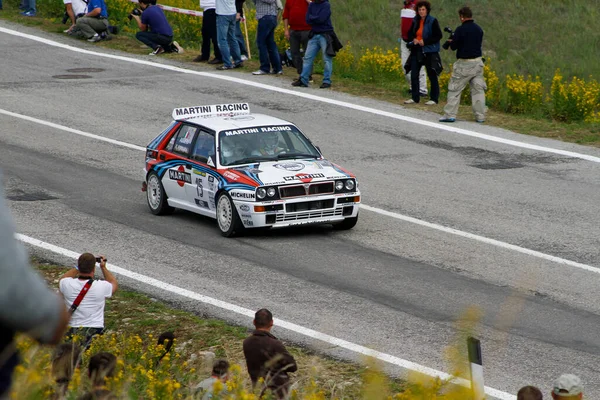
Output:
left=132, top=0, right=184, bottom=55
left=75, top=0, right=109, bottom=42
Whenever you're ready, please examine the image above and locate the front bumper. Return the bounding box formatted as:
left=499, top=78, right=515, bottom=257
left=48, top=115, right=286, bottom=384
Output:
left=234, top=192, right=361, bottom=228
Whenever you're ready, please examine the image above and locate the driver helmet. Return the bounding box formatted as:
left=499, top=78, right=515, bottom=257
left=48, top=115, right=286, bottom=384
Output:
left=261, top=132, right=279, bottom=152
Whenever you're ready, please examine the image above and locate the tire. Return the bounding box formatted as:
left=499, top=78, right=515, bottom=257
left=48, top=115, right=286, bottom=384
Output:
left=333, top=215, right=358, bottom=231
left=146, top=172, right=174, bottom=215
left=216, top=192, right=244, bottom=237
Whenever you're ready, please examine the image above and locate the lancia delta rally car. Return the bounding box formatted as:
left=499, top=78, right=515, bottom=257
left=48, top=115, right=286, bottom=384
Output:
left=143, top=103, right=360, bottom=237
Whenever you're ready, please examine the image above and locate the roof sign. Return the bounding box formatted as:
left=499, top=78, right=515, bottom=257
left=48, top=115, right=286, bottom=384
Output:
left=172, top=103, right=250, bottom=120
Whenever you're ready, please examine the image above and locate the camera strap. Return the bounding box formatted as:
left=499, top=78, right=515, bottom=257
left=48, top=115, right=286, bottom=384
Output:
left=69, top=279, right=94, bottom=315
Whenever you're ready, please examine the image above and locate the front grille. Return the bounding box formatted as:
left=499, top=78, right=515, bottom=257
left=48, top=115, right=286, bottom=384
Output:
left=286, top=199, right=334, bottom=212
left=279, top=182, right=334, bottom=198
left=276, top=208, right=343, bottom=222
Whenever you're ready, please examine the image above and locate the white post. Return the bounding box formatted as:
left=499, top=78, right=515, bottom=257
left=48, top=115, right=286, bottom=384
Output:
left=468, top=336, right=485, bottom=400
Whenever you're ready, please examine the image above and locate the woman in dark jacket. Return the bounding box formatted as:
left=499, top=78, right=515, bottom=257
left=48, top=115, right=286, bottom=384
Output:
left=405, top=0, right=442, bottom=104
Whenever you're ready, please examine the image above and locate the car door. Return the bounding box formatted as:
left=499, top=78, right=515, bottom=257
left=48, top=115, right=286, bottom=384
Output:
left=161, top=124, right=198, bottom=205
left=185, top=129, right=218, bottom=212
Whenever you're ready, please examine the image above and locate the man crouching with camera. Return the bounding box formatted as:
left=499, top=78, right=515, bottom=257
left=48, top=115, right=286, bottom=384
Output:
left=439, top=6, right=487, bottom=123
left=132, top=0, right=183, bottom=55
left=59, top=253, right=118, bottom=348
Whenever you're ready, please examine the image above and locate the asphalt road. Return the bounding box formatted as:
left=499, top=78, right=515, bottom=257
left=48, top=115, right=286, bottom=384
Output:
left=2, top=20, right=600, bottom=398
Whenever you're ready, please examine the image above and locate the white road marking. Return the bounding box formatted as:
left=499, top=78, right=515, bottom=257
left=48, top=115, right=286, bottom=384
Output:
left=1, top=26, right=600, bottom=164
left=16, top=233, right=515, bottom=400
left=2, top=106, right=599, bottom=275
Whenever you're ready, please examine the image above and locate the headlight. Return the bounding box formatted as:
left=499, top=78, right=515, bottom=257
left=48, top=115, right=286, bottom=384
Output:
left=256, top=188, right=267, bottom=199
left=267, top=187, right=276, bottom=197
left=345, top=180, right=355, bottom=191
left=335, top=181, right=344, bottom=191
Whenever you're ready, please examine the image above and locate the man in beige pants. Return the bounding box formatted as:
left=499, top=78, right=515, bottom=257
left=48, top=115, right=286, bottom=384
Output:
left=439, top=6, right=486, bottom=123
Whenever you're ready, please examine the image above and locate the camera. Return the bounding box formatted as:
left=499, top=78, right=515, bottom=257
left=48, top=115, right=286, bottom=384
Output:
left=62, top=11, right=85, bottom=24
left=128, top=8, right=142, bottom=20
left=95, top=256, right=106, bottom=263
left=442, top=26, right=454, bottom=50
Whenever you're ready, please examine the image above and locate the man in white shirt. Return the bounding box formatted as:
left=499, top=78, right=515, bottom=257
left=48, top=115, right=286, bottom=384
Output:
left=193, top=0, right=223, bottom=63
left=63, top=0, right=87, bottom=35
left=59, top=253, right=118, bottom=348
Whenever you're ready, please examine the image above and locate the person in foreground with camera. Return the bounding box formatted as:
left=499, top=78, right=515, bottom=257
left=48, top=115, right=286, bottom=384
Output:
left=132, top=0, right=184, bottom=55
left=439, top=6, right=486, bottom=123
left=62, top=0, right=87, bottom=35
left=403, top=0, right=442, bottom=105
left=74, top=0, right=110, bottom=42
left=59, top=253, right=118, bottom=348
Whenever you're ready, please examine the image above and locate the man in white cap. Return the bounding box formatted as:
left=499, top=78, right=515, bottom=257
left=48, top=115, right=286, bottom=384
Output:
left=552, top=374, right=583, bottom=399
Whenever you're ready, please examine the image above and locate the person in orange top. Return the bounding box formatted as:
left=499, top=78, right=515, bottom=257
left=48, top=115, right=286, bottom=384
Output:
left=283, top=0, right=312, bottom=82
left=404, top=0, right=442, bottom=105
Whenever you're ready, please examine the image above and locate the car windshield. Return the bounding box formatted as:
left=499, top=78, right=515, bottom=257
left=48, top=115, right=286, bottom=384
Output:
left=218, top=124, right=321, bottom=166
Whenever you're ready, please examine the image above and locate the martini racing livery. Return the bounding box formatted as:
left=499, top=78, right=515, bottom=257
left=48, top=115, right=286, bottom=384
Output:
left=143, top=103, right=360, bottom=237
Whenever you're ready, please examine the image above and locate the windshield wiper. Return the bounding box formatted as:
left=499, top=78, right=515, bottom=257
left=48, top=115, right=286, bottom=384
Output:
left=276, top=153, right=319, bottom=160
left=227, top=156, right=276, bottom=165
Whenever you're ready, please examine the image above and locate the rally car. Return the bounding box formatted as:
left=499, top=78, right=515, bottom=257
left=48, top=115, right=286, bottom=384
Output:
left=143, top=103, right=360, bottom=237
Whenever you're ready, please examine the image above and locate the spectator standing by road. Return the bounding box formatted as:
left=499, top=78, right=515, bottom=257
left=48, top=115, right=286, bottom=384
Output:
left=0, top=173, right=69, bottom=397
left=235, top=0, right=249, bottom=60
left=517, top=386, right=543, bottom=400
left=551, top=374, right=583, bottom=399
left=132, top=0, right=184, bottom=55
left=75, top=0, right=110, bottom=42
left=439, top=6, right=486, bottom=123
left=194, top=0, right=223, bottom=63
left=20, top=0, right=35, bottom=16
left=59, top=253, right=118, bottom=348
left=251, top=0, right=282, bottom=75
left=399, top=0, right=427, bottom=97
left=283, top=0, right=311, bottom=83
left=243, top=309, right=297, bottom=399
left=292, top=0, right=341, bottom=89
left=403, top=0, right=442, bottom=105
left=215, top=0, right=244, bottom=70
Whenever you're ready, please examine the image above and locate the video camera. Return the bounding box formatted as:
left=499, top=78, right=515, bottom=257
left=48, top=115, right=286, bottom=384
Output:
left=61, top=11, right=85, bottom=24
left=442, top=26, right=454, bottom=50
left=128, top=8, right=142, bottom=20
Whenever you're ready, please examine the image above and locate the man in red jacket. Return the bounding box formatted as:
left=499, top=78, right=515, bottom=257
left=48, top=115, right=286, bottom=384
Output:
left=283, top=0, right=312, bottom=82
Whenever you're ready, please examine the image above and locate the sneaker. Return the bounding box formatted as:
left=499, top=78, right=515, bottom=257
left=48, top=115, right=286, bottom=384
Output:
left=149, top=46, right=165, bottom=55
left=271, top=70, right=283, bottom=75
left=309, top=75, right=314, bottom=83
left=425, top=100, right=437, bottom=105
left=320, top=83, right=331, bottom=89
left=193, top=55, right=209, bottom=62
left=171, top=41, right=184, bottom=54
left=216, top=65, right=233, bottom=70
left=207, top=58, right=222, bottom=64
left=21, top=10, right=36, bottom=16
left=233, top=62, right=244, bottom=69
left=404, top=99, right=416, bottom=104
left=476, top=119, right=485, bottom=123
left=88, top=34, right=102, bottom=42
left=253, top=70, right=269, bottom=75
left=439, top=117, right=456, bottom=123
left=63, top=28, right=71, bottom=33
left=291, top=80, right=308, bottom=87
left=420, top=92, right=428, bottom=97
left=241, top=54, right=248, bottom=61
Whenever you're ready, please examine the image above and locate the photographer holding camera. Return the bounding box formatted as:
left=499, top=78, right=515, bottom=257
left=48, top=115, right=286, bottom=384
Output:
left=403, top=1, right=442, bottom=105
left=132, top=0, right=183, bottom=55
left=439, top=6, right=486, bottom=123
left=59, top=252, right=118, bottom=348
left=62, top=0, right=87, bottom=35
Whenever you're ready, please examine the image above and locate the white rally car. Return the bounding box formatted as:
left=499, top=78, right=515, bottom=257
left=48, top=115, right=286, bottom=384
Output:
left=143, top=103, right=360, bottom=237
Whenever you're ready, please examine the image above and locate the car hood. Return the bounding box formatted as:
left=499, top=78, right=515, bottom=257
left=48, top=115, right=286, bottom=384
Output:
left=226, top=159, right=354, bottom=186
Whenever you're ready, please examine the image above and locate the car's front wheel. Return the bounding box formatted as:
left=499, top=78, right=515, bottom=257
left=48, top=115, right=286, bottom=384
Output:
left=216, top=192, right=244, bottom=237
left=146, top=172, right=174, bottom=215
left=333, top=215, right=358, bottom=231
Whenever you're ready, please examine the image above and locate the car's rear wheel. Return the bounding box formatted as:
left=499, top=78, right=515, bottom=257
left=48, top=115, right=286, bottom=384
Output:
left=333, top=215, right=358, bottom=230
left=216, top=193, right=244, bottom=237
left=146, top=172, right=174, bottom=215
